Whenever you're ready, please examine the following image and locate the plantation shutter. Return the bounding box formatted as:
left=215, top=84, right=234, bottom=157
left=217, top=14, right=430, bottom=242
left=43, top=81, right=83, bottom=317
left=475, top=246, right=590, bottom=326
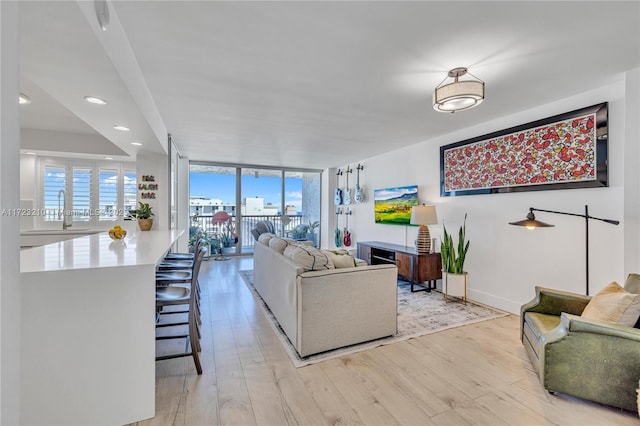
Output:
left=99, top=169, right=119, bottom=220
left=43, top=165, right=66, bottom=222
left=72, top=167, right=92, bottom=222
left=123, top=170, right=137, bottom=214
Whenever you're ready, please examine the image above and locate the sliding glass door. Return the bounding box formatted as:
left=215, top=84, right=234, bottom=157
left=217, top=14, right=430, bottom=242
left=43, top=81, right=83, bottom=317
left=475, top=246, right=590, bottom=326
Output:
left=240, top=168, right=282, bottom=251
left=189, top=163, right=322, bottom=254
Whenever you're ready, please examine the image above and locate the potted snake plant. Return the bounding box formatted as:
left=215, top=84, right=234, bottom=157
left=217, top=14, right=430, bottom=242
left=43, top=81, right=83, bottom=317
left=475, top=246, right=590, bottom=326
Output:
left=440, top=213, right=470, bottom=302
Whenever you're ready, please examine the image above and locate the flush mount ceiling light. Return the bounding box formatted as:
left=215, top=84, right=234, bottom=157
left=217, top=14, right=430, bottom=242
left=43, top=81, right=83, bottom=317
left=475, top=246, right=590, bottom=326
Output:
left=113, top=125, right=130, bottom=131
left=19, top=93, right=31, bottom=105
left=131, top=142, right=143, bottom=146
left=84, top=96, right=107, bottom=105
left=433, top=67, right=484, bottom=113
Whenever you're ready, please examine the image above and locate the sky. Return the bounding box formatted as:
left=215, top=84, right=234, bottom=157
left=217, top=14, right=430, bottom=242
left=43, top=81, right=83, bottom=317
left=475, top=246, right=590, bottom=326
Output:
left=190, top=172, right=303, bottom=212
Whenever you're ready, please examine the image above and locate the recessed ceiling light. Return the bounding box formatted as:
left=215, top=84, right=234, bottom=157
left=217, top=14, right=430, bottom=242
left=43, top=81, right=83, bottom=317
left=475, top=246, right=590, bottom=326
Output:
left=25, top=152, right=36, bottom=155
left=131, top=142, right=143, bottom=146
left=113, top=125, right=130, bottom=131
left=105, top=157, right=113, bottom=160
left=84, top=96, right=107, bottom=105
left=19, top=93, right=31, bottom=105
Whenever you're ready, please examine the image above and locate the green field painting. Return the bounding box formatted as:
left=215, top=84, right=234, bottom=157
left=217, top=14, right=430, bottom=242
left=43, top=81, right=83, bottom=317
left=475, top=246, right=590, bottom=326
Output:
left=374, top=185, right=418, bottom=225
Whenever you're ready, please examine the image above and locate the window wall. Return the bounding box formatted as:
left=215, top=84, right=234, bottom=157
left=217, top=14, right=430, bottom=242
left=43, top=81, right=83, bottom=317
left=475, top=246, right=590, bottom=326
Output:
left=190, top=163, right=322, bottom=254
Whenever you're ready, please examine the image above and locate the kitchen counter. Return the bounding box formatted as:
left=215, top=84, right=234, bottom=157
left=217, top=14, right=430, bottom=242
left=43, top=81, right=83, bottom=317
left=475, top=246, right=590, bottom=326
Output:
left=20, top=229, right=184, bottom=425
left=21, top=229, right=181, bottom=272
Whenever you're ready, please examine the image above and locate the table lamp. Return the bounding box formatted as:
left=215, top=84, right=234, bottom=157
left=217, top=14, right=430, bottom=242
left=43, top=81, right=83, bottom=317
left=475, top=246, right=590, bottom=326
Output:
left=410, top=204, right=438, bottom=254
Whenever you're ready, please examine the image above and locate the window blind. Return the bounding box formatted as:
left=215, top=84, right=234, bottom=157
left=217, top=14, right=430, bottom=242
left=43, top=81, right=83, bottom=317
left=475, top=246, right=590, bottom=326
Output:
left=43, top=165, right=66, bottom=222
left=99, top=169, right=119, bottom=220
left=73, top=167, right=92, bottom=221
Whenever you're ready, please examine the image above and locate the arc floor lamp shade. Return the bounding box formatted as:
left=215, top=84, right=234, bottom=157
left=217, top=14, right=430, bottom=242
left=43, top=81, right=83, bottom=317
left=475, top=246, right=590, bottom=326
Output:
left=411, top=204, right=438, bottom=253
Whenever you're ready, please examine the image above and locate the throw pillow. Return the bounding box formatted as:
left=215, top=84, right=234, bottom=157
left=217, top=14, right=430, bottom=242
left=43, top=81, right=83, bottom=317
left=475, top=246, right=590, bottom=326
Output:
left=257, top=232, right=275, bottom=246
left=268, top=236, right=296, bottom=254
left=322, top=249, right=357, bottom=269
left=581, top=281, right=640, bottom=327
left=284, top=244, right=334, bottom=271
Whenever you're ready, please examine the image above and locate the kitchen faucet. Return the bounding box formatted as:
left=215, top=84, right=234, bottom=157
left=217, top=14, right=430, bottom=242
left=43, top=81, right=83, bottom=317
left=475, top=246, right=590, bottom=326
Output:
left=57, top=189, right=71, bottom=230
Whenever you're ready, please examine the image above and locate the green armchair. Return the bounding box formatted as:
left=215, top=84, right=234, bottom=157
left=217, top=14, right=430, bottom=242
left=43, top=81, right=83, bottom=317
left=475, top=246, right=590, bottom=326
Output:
left=521, top=281, right=640, bottom=413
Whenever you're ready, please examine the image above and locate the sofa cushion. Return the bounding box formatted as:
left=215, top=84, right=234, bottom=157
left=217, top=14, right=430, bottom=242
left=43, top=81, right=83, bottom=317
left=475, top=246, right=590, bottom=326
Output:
left=258, top=232, right=275, bottom=246
left=355, top=258, right=368, bottom=267
left=624, top=273, right=640, bottom=294
left=581, top=281, right=640, bottom=327
left=283, top=244, right=334, bottom=271
left=268, top=236, right=297, bottom=254
left=322, top=249, right=357, bottom=269
left=255, top=220, right=275, bottom=235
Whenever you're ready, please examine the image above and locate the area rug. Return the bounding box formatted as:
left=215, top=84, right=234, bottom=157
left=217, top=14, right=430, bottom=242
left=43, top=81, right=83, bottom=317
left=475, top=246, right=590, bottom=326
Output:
left=239, top=270, right=508, bottom=367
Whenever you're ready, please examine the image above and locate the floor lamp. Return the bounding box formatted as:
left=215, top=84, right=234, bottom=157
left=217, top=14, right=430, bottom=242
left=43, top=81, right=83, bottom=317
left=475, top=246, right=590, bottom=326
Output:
left=509, top=205, right=619, bottom=295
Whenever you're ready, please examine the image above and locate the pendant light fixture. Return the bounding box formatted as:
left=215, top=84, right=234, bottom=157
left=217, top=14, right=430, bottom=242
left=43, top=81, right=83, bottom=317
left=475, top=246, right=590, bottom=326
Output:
left=433, top=67, right=484, bottom=113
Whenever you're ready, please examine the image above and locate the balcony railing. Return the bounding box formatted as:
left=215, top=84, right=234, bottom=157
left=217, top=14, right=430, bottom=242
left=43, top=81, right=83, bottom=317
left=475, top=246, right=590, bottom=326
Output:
left=190, top=214, right=304, bottom=251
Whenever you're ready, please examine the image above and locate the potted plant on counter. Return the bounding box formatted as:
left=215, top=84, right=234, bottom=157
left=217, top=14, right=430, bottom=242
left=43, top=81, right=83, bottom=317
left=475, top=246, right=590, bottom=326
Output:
left=441, top=213, right=470, bottom=303
left=129, top=202, right=155, bottom=231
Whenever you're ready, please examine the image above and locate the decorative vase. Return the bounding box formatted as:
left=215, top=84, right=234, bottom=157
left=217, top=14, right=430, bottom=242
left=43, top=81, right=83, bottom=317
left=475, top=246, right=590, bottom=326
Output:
left=444, top=272, right=468, bottom=304
left=138, top=218, right=153, bottom=231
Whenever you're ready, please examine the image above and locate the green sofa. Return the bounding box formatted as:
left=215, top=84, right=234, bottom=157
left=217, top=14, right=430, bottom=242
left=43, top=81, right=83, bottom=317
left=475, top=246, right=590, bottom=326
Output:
left=521, top=277, right=640, bottom=413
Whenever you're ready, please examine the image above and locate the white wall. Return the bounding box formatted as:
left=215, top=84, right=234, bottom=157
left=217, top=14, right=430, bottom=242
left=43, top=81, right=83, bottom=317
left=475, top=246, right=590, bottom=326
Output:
left=136, top=151, right=169, bottom=230
left=1, top=2, right=21, bottom=423
left=176, top=154, right=189, bottom=251
left=21, top=128, right=127, bottom=156
left=340, top=74, right=637, bottom=314
left=623, top=68, right=640, bottom=276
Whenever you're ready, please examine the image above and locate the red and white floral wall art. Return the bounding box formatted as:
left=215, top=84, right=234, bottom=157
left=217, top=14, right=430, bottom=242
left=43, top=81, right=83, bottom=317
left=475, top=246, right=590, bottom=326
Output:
left=440, top=103, right=609, bottom=196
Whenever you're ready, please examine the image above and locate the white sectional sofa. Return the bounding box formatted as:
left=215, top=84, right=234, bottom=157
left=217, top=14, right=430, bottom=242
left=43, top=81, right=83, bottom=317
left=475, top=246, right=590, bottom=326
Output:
left=253, top=235, right=398, bottom=357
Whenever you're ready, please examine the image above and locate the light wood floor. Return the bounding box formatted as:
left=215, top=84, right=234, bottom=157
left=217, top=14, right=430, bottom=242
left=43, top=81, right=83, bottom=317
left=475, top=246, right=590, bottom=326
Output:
left=132, top=256, right=639, bottom=426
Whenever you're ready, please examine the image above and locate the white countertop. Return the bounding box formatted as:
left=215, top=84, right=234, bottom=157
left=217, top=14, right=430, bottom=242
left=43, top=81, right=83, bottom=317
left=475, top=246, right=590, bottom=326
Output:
left=21, top=229, right=184, bottom=273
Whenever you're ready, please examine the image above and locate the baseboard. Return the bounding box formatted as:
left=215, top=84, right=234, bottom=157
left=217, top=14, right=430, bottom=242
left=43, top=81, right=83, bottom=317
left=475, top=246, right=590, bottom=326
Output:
left=468, top=288, right=521, bottom=315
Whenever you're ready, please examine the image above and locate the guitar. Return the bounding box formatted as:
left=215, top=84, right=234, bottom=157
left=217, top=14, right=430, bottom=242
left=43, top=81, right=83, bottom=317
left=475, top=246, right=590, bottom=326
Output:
left=343, top=166, right=352, bottom=205
left=354, top=164, right=364, bottom=204
left=334, top=208, right=343, bottom=247
left=343, top=209, right=351, bottom=247
left=333, top=170, right=343, bottom=206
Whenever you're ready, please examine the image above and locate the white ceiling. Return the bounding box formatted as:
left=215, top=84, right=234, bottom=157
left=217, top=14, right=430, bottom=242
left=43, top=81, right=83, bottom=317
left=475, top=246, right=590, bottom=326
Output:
left=19, top=1, right=640, bottom=169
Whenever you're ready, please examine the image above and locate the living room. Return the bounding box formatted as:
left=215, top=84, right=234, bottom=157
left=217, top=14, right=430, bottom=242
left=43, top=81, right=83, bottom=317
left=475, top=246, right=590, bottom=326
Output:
left=4, top=1, right=640, bottom=424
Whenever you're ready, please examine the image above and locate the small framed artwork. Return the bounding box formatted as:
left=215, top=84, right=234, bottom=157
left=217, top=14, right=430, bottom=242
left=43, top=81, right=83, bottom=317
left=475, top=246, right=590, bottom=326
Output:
left=440, top=102, right=609, bottom=197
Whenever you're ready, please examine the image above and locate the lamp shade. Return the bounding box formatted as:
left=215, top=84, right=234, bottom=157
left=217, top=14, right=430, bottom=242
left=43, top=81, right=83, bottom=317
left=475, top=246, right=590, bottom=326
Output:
left=410, top=204, right=438, bottom=226
left=433, top=67, right=484, bottom=113
left=509, top=210, right=554, bottom=230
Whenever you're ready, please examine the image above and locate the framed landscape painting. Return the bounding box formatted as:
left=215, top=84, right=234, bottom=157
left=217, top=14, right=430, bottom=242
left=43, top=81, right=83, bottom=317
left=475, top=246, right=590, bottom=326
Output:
left=440, top=102, right=609, bottom=197
left=374, top=185, right=418, bottom=225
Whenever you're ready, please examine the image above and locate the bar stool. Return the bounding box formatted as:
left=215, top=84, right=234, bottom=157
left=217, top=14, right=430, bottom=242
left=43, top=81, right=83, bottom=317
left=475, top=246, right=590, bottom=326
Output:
left=155, top=246, right=205, bottom=374
left=164, top=235, right=205, bottom=261
left=156, top=247, right=205, bottom=340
